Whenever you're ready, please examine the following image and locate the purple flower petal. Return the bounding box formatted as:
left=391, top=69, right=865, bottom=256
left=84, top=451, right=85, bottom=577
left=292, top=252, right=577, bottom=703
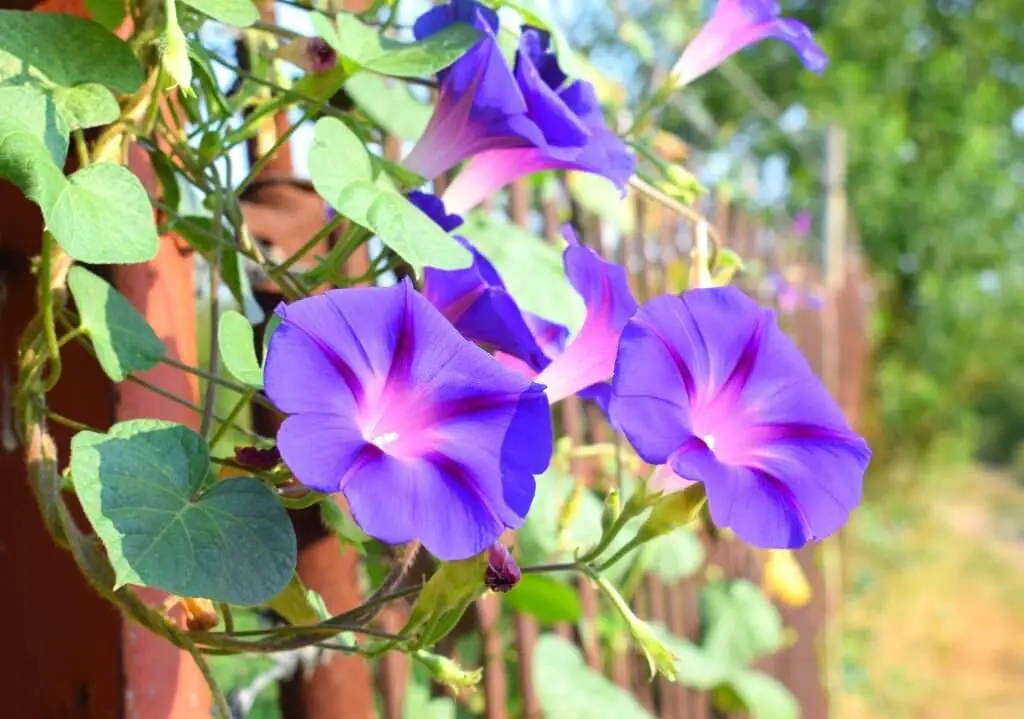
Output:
left=610, top=286, right=869, bottom=549
left=403, top=1, right=634, bottom=205
left=671, top=0, right=827, bottom=87
left=264, top=280, right=553, bottom=560
left=536, top=227, right=639, bottom=403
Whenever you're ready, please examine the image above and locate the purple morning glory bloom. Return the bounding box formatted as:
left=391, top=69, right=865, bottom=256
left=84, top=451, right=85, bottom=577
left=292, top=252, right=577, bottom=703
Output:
left=610, top=286, right=869, bottom=549
left=792, top=210, right=812, bottom=238
left=765, top=270, right=823, bottom=314
left=670, top=0, right=828, bottom=87
left=401, top=0, right=634, bottom=214
left=263, top=280, right=553, bottom=560
left=419, top=203, right=637, bottom=405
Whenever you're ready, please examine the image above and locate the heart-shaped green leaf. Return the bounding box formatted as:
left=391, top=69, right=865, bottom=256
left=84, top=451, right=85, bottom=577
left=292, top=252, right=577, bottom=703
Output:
left=180, top=0, right=259, bottom=28
left=68, top=267, right=166, bottom=381
left=313, top=12, right=480, bottom=78
left=504, top=575, right=582, bottom=625
left=51, top=163, right=159, bottom=263
left=0, top=9, right=143, bottom=92
left=701, top=579, right=785, bottom=666
left=71, top=420, right=296, bottom=605
left=345, top=72, right=429, bottom=142
left=309, top=117, right=471, bottom=271
left=218, top=310, right=263, bottom=388
left=533, top=635, right=656, bottom=719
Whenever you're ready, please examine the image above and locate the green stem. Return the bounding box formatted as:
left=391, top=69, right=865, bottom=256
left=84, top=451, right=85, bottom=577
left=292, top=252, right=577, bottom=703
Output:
left=159, top=355, right=273, bottom=411
left=520, top=562, right=581, bottom=575
left=57, top=326, right=87, bottom=349
left=595, top=535, right=646, bottom=573
left=270, top=213, right=345, bottom=277
left=39, top=233, right=62, bottom=393
left=209, top=388, right=255, bottom=448
left=125, top=375, right=264, bottom=441
left=72, top=130, right=90, bottom=168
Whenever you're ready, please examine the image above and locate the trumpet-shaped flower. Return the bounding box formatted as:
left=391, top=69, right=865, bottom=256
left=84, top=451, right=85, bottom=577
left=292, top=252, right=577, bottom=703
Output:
left=671, top=0, right=827, bottom=88
left=264, top=281, right=553, bottom=560
left=418, top=195, right=636, bottom=405
left=402, top=0, right=633, bottom=214
left=610, top=286, right=869, bottom=549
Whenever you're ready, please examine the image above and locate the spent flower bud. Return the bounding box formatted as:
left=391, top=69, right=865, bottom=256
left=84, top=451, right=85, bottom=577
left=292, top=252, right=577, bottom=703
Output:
left=484, top=542, right=521, bottom=592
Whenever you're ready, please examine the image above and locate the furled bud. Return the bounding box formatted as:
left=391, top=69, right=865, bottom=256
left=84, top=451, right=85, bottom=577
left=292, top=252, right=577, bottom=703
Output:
left=484, top=542, right=521, bottom=593
left=413, top=650, right=483, bottom=692
left=160, top=0, right=193, bottom=96
left=277, top=36, right=338, bottom=74
left=233, top=445, right=281, bottom=471
left=182, top=597, right=218, bottom=632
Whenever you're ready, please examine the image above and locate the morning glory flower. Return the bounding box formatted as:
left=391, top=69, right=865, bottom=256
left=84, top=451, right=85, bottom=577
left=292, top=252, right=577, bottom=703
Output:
left=402, top=0, right=634, bottom=214
left=765, top=270, right=823, bottom=314
left=263, top=281, right=553, bottom=560
left=610, top=286, right=869, bottom=548
left=417, top=194, right=636, bottom=405
left=670, top=0, right=828, bottom=88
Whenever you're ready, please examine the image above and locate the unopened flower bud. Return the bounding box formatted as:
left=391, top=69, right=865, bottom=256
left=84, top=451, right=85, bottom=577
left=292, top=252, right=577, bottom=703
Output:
left=233, top=445, right=281, bottom=471
left=160, top=0, right=193, bottom=96
left=414, top=650, right=482, bottom=691
left=277, top=36, right=338, bottom=74
left=484, top=542, right=520, bottom=592
left=182, top=597, right=218, bottom=632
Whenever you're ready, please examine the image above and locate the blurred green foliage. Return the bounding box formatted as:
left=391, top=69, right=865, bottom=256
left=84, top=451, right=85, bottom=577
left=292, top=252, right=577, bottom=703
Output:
left=573, top=0, right=1024, bottom=476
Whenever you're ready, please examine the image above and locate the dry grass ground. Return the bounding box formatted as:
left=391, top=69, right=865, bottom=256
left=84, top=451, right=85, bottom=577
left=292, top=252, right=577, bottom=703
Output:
left=837, top=465, right=1024, bottom=719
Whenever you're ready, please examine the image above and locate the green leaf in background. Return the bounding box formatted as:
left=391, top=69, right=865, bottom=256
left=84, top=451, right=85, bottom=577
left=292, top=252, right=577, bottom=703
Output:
left=404, top=678, right=457, bottom=719
left=84, top=0, right=127, bottom=31
left=70, top=420, right=296, bottom=605
left=313, top=12, right=480, bottom=78
left=68, top=267, right=166, bottom=381
left=701, top=579, right=786, bottom=666
left=516, top=468, right=602, bottom=566
left=344, top=72, right=430, bottom=142
left=504, top=575, right=582, bottom=625
left=180, top=0, right=259, bottom=28
left=720, top=671, right=799, bottom=719
left=0, top=9, right=144, bottom=93
left=462, top=212, right=585, bottom=331
left=319, top=498, right=370, bottom=554
left=533, top=634, right=656, bottom=719
left=649, top=623, right=731, bottom=690
left=218, top=310, right=263, bottom=388
left=566, top=173, right=635, bottom=235
left=647, top=527, right=705, bottom=582
left=309, top=117, right=471, bottom=270
left=266, top=574, right=330, bottom=626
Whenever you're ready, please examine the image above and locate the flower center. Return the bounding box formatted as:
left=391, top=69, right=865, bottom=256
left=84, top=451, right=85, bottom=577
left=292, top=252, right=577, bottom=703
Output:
left=370, top=431, right=400, bottom=449
left=703, top=434, right=717, bottom=452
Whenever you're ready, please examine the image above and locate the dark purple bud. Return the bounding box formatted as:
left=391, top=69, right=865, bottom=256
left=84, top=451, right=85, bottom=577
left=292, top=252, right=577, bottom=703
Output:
left=305, top=37, right=338, bottom=73
left=485, top=542, right=521, bottom=592
left=233, top=445, right=281, bottom=471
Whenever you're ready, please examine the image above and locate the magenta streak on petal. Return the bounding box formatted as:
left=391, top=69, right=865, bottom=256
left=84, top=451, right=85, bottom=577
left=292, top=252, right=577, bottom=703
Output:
left=282, top=313, right=365, bottom=406
left=442, top=147, right=553, bottom=214
left=495, top=351, right=539, bottom=379
left=436, top=284, right=489, bottom=325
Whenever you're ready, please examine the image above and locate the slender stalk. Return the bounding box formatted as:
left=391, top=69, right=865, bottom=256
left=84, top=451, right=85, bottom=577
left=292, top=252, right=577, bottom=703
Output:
left=209, top=388, right=255, bottom=448
left=270, top=213, right=345, bottom=277
left=125, top=375, right=264, bottom=441
left=199, top=178, right=226, bottom=438
left=45, top=410, right=96, bottom=434
left=159, top=355, right=274, bottom=411
left=38, top=234, right=62, bottom=393
left=72, top=130, right=91, bottom=168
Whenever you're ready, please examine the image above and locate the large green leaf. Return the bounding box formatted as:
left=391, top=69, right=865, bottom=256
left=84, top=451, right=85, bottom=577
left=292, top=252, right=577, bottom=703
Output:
left=309, top=117, right=471, bottom=270
left=217, top=310, right=263, bottom=388
left=721, top=671, right=800, bottom=719
left=180, top=0, right=259, bottom=27
left=701, top=579, right=786, bottom=666
left=313, top=12, right=480, bottom=78
left=0, top=92, right=157, bottom=263
left=70, top=420, right=296, bottom=605
left=533, top=635, right=656, bottom=719
left=504, top=575, right=582, bottom=625
left=344, top=72, right=430, bottom=142
left=67, top=267, right=166, bottom=381
left=462, top=212, right=584, bottom=331
left=51, top=163, right=159, bottom=263
left=84, top=0, right=127, bottom=31
left=0, top=9, right=143, bottom=92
